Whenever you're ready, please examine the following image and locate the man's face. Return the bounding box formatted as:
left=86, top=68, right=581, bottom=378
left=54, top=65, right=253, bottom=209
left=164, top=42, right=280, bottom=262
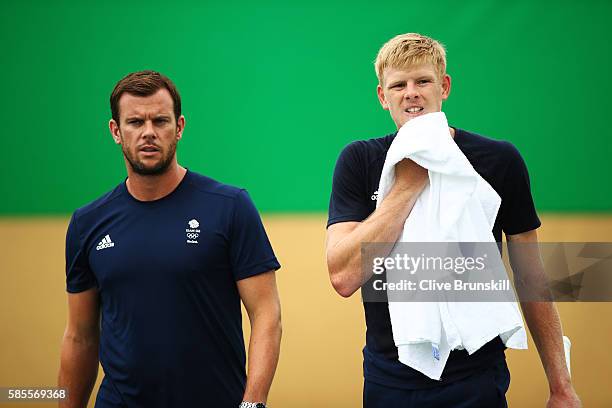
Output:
left=377, top=63, right=451, bottom=129
left=109, top=88, right=185, bottom=175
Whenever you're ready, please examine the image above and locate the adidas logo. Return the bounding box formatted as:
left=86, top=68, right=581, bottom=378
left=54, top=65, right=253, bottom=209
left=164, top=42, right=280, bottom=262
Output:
left=96, top=234, right=115, bottom=251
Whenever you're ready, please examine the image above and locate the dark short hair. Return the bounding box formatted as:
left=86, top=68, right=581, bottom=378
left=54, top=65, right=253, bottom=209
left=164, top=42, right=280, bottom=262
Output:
left=110, top=70, right=181, bottom=123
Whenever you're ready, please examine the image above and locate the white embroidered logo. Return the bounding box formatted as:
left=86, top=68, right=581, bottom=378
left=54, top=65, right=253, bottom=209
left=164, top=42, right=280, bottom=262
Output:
left=186, top=219, right=200, bottom=244
left=96, top=234, right=115, bottom=251
left=371, top=190, right=379, bottom=201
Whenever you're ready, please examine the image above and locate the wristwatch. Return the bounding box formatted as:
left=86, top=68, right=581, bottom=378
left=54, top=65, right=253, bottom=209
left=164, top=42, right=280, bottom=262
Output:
left=239, top=402, right=266, bottom=408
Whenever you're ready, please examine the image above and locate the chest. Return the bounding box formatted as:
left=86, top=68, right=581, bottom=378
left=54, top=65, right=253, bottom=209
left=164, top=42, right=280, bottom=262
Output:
left=86, top=208, right=232, bottom=291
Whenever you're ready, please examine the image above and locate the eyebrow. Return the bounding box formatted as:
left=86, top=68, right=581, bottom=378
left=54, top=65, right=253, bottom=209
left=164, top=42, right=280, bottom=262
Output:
left=124, top=114, right=171, bottom=121
left=387, top=74, right=435, bottom=86
left=387, top=80, right=405, bottom=87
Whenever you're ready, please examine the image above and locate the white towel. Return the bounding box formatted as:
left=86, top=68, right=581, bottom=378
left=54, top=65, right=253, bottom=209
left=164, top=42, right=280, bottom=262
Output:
left=376, top=112, right=527, bottom=380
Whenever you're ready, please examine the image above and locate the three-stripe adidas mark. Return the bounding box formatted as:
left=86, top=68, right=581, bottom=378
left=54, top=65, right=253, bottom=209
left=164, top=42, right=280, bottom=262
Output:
left=96, top=234, right=115, bottom=251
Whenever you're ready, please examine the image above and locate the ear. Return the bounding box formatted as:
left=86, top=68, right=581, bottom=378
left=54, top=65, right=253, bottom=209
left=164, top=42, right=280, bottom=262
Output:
left=109, top=119, right=122, bottom=145
left=176, top=115, right=185, bottom=140
left=377, top=84, right=389, bottom=111
left=441, top=74, right=452, bottom=101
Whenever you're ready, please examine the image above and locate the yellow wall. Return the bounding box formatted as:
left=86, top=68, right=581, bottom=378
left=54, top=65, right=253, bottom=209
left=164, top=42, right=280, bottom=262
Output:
left=1, top=214, right=611, bottom=407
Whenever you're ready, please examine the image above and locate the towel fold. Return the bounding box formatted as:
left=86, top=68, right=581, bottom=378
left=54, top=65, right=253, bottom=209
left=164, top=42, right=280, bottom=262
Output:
left=376, top=112, right=527, bottom=380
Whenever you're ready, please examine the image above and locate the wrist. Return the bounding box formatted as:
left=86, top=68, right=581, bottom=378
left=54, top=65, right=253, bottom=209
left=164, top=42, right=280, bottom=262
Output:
left=549, top=377, right=574, bottom=395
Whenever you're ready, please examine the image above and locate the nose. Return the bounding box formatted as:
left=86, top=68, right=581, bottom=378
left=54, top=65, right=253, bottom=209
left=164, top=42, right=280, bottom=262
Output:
left=404, top=81, right=420, bottom=100
left=142, top=119, right=157, bottom=140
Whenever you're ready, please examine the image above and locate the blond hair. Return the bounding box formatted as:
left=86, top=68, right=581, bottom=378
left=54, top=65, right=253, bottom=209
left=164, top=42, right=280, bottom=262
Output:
left=374, top=33, right=447, bottom=85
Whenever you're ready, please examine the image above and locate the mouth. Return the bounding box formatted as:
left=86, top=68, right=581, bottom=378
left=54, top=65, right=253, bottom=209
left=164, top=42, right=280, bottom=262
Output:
left=139, top=145, right=160, bottom=156
left=404, top=106, right=425, bottom=116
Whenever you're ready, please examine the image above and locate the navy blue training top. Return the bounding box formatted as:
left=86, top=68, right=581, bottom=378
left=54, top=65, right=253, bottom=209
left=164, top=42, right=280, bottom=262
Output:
left=65, top=169, right=280, bottom=407
left=327, top=128, right=541, bottom=390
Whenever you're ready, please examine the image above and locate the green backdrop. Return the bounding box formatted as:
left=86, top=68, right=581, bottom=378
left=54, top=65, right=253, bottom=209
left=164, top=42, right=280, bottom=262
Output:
left=1, top=1, right=611, bottom=214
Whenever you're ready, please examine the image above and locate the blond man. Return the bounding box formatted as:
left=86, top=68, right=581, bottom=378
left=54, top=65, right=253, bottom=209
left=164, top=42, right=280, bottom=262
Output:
left=326, top=33, right=580, bottom=407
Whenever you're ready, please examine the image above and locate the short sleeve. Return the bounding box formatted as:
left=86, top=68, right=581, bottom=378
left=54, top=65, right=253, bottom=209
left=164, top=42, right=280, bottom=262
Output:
left=229, top=190, right=280, bottom=281
left=327, top=142, right=371, bottom=227
left=499, top=143, right=541, bottom=235
left=65, top=212, right=98, bottom=293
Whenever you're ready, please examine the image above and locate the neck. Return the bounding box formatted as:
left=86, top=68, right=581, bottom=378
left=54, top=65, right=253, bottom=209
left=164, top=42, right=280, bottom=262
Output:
left=449, top=127, right=456, bottom=138
left=125, top=161, right=187, bottom=201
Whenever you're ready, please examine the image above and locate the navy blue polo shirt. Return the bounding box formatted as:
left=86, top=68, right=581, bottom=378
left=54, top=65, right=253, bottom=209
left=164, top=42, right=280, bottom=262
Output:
left=327, top=127, right=541, bottom=390
left=65, top=169, right=280, bottom=407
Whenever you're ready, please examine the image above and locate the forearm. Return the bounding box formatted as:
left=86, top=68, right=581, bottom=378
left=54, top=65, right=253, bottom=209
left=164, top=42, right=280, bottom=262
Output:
left=58, top=333, right=99, bottom=408
left=242, top=314, right=282, bottom=403
left=328, top=184, right=422, bottom=296
left=520, top=301, right=572, bottom=393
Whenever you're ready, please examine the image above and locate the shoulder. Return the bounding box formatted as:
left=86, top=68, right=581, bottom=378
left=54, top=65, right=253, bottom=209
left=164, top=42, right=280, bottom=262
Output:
left=71, top=183, right=125, bottom=223
left=455, top=127, right=515, bottom=151
left=336, top=132, right=396, bottom=168
left=341, top=132, right=396, bottom=156
left=186, top=170, right=246, bottom=201
left=455, top=128, right=524, bottom=165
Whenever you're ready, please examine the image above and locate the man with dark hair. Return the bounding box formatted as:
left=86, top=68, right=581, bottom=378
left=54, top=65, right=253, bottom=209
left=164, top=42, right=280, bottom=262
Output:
left=58, top=70, right=281, bottom=408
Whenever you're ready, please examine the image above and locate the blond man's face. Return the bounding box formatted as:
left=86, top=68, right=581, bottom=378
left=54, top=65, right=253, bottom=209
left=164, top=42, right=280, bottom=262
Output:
left=377, top=63, right=451, bottom=129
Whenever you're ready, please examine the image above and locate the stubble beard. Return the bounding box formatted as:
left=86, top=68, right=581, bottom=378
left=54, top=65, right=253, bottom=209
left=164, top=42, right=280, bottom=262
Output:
left=122, top=137, right=177, bottom=176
